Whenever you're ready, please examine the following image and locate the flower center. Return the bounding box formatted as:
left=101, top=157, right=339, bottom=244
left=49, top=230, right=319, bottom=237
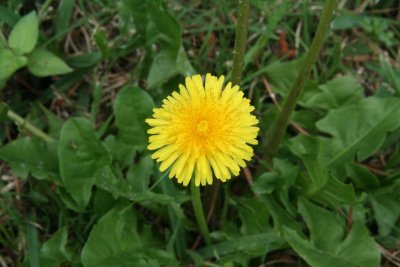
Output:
left=196, top=120, right=209, bottom=134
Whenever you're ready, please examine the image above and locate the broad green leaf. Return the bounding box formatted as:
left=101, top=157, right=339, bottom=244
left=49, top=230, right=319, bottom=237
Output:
left=345, top=163, right=379, bottom=189
left=236, top=197, right=271, bottom=235
left=40, top=227, right=72, bottom=267
left=288, top=135, right=329, bottom=195
left=283, top=199, right=380, bottom=267
left=127, top=154, right=154, bottom=192
left=370, top=184, right=400, bottom=236
left=58, top=118, right=111, bottom=210
left=94, top=165, right=174, bottom=205
left=114, top=86, right=154, bottom=152
left=0, top=137, right=59, bottom=181
left=8, top=11, right=38, bottom=55
left=263, top=57, right=304, bottom=97
left=317, top=97, right=400, bottom=166
left=253, top=158, right=298, bottom=195
left=0, top=49, right=28, bottom=80
left=81, top=205, right=175, bottom=267
left=301, top=75, right=364, bottom=110
left=298, top=198, right=344, bottom=251
left=289, top=135, right=360, bottom=206
left=313, top=174, right=360, bottom=207
left=27, top=48, right=73, bottom=77
left=197, top=232, right=284, bottom=259
left=0, top=102, right=8, bottom=121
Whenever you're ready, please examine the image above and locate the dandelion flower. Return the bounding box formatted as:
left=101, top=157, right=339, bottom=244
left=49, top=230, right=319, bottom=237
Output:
left=146, top=74, right=259, bottom=186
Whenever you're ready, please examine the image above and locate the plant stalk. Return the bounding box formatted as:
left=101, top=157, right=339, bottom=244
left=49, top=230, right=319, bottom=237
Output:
left=265, top=0, right=337, bottom=159
left=231, top=0, right=250, bottom=86
left=7, top=110, right=54, bottom=142
left=191, top=180, right=211, bottom=245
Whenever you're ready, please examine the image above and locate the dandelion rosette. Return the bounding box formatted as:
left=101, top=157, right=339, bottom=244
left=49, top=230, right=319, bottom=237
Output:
left=146, top=74, right=259, bottom=186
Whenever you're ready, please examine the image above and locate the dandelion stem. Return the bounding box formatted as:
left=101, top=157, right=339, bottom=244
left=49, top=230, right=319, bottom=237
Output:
left=7, top=110, right=54, bottom=142
left=231, top=0, right=250, bottom=86
left=265, top=0, right=337, bottom=159
left=191, top=180, right=211, bottom=245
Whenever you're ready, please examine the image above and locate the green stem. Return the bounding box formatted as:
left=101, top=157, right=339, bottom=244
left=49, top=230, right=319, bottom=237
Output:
left=191, top=180, right=211, bottom=245
left=265, top=0, right=337, bottom=159
left=7, top=110, right=54, bottom=142
left=231, top=0, right=250, bottom=86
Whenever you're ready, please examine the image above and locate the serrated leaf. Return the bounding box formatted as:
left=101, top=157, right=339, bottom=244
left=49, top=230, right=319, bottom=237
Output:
left=283, top=198, right=381, bottom=267
left=58, top=118, right=111, bottom=210
left=0, top=137, right=59, bottom=181
left=127, top=154, right=154, bottom=192
left=0, top=49, right=28, bottom=80
left=114, top=86, right=154, bottom=152
left=8, top=11, right=38, bottom=55
left=289, top=135, right=360, bottom=206
left=317, top=97, right=400, bottom=166
left=288, top=135, right=329, bottom=195
left=197, top=232, right=283, bottom=259
left=263, top=57, right=304, bottom=97
left=81, top=205, right=176, bottom=267
left=301, top=75, right=364, bottom=110
left=94, top=165, right=174, bottom=205
left=27, top=48, right=73, bottom=77
left=40, top=227, right=72, bottom=267
left=370, top=184, right=400, bottom=236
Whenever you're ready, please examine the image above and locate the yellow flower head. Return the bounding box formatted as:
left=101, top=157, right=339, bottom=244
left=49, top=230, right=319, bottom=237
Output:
left=146, top=74, right=259, bottom=186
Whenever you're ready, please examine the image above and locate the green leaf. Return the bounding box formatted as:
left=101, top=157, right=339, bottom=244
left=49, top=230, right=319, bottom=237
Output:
left=40, top=227, right=72, bottom=267
left=94, top=165, right=175, bottom=205
left=0, top=49, right=28, bottom=80
left=114, top=86, right=154, bottom=152
left=25, top=212, right=41, bottom=267
left=263, top=57, right=304, bottom=97
left=370, top=184, right=400, bottom=236
left=127, top=154, right=154, bottom=192
left=289, top=135, right=360, bottom=206
left=301, top=75, right=364, bottom=110
left=317, top=97, right=400, bottom=166
left=54, top=0, right=75, bottom=37
left=8, top=11, right=38, bottom=55
left=331, top=13, right=363, bottom=30
left=252, top=158, right=298, bottom=195
left=0, top=102, right=8, bottom=121
left=81, top=205, right=176, bottom=267
left=345, top=163, right=379, bottom=189
left=0, top=137, right=59, bottom=181
left=0, top=5, right=20, bottom=26
left=139, top=0, right=194, bottom=88
left=197, top=232, right=284, bottom=259
left=283, top=198, right=381, bottom=267
left=27, top=48, right=73, bottom=77
left=58, top=118, right=111, bottom=210
left=313, top=174, right=361, bottom=207
left=288, top=135, right=329, bottom=195
left=236, top=197, right=272, bottom=235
